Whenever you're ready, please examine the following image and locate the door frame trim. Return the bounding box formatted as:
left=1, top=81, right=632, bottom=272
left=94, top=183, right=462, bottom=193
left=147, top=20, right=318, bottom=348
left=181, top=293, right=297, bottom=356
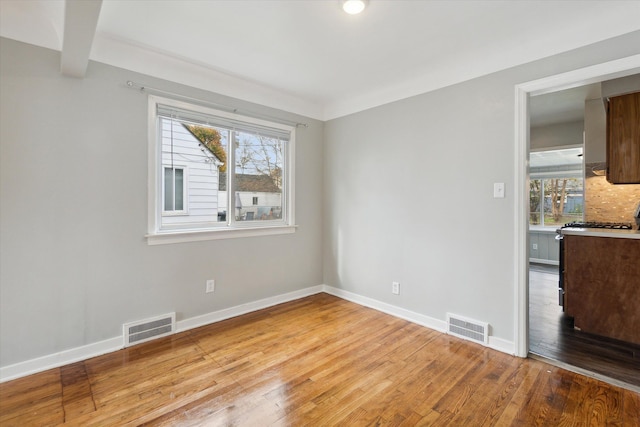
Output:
left=513, top=54, right=640, bottom=357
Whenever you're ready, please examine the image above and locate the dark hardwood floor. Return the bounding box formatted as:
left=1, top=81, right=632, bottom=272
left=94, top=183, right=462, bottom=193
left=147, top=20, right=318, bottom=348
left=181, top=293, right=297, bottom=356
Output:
left=529, top=263, right=640, bottom=391
left=2, top=293, right=639, bottom=425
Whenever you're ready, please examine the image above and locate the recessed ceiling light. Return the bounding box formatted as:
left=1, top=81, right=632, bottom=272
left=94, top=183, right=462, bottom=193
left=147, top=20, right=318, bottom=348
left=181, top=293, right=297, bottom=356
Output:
left=342, top=0, right=368, bottom=15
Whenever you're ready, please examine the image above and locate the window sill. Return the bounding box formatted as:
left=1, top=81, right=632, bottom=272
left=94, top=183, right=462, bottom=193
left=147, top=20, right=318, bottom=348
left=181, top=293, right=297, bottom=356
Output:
left=528, top=226, right=561, bottom=233
left=146, top=224, right=297, bottom=245
left=162, top=212, right=189, bottom=217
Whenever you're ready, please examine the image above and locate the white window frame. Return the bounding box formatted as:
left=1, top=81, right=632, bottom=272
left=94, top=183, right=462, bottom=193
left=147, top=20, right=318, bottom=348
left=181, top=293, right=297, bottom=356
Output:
left=529, top=176, right=584, bottom=229
left=147, top=95, right=296, bottom=245
left=162, top=165, right=188, bottom=216
left=529, top=146, right=584, bottom=230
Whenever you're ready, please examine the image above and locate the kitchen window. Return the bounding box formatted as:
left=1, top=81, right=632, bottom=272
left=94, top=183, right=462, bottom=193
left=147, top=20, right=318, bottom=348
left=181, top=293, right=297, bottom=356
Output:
left=529, top=178, right=584, bottom=227
left=147, top=95, right=296, bottom=244
left=529, top=147, right=584, bottom=228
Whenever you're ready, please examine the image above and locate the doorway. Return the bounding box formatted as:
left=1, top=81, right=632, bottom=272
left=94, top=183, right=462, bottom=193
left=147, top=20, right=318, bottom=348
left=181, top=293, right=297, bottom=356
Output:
left=514, top=56, right=640, bottom=390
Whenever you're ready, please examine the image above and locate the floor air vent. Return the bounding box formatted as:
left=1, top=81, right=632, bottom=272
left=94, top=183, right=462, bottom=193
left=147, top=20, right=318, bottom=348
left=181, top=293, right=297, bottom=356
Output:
left=446, top=313, right=489, bottom=345
left=123, top=312, right=176, bottom=347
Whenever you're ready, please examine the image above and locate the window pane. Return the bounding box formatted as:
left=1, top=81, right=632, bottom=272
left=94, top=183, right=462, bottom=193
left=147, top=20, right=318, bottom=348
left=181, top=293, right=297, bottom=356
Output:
left=529, top=179, right=541, bottom=225
left=235, top=131, right=283, bottom=222
left=543, top=178, right=583, bottom=226
left=174, top=168, right=184, bottom=211
left=160, top=116, right=229, bottom=226
left=164, top=168, right=174, bottom=211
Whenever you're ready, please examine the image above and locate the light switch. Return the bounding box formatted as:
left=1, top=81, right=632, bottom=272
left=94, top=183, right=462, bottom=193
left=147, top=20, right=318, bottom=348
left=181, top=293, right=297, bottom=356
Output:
left=493, top=182, right=505, bottom=198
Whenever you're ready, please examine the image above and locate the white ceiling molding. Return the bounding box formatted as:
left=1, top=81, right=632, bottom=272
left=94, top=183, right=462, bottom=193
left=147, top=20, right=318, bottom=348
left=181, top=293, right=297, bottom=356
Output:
left=2, top=1, right=639, bottom=120
left=60, top=0, right=102, bottom=78
left=90, top=35, right=325, bottom=121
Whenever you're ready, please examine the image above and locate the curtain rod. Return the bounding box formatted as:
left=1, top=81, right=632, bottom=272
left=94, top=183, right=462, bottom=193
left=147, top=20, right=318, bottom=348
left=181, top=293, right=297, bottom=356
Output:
left=125, top=80, right=308, bottom=128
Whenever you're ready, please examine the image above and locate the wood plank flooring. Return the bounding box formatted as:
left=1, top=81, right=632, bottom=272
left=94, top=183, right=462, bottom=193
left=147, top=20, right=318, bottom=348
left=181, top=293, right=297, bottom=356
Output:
left=529, top=263, right=640, bottom=389
left=1, top=293, right=639, bottom=426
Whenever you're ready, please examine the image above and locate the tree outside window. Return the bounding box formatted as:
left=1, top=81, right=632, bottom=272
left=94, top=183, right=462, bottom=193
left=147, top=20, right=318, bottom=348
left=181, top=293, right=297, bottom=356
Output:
left=530, top=177, right=583, bottom=227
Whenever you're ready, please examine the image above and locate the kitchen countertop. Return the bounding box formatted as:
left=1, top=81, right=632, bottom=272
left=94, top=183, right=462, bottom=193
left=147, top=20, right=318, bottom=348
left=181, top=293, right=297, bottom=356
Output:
left=560, top=227, right=640, bottom=239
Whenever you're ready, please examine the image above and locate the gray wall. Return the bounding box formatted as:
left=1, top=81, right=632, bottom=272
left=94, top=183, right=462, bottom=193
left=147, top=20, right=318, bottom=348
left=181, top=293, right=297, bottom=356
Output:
left=0, top=39, right=324, bottom=367
left=2, top=30, right=640, bottom=369
left=531, top=121, right=584, bottom=151
left=323, top=31, right=640, bottom=342
left=529, top=230, right=560, bottom=264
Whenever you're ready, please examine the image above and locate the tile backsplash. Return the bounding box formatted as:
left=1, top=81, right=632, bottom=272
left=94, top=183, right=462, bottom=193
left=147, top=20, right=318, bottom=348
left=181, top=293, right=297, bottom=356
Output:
left=585, top=162, right=640, bottom=226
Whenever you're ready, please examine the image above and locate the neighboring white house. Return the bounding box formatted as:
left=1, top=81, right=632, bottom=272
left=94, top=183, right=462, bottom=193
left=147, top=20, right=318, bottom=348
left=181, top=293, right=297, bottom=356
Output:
left=160, top=119, right=282, bottom=226
left=218, top=173, right=283, bottom=221
left=161, top=119, right=223, bottom=228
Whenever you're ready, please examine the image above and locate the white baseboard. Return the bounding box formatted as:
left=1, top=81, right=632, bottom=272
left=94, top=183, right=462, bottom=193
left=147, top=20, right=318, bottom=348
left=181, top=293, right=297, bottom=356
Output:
left=176, top=285, right=324, bottom=332
left=0, top=285, right=324, bottom=383
left=1, top=283, right=515, bottom=383
left=0, top=337, right=123, bottom=383
left=324, top=285, right=515, bottom=355
left=529, top=258, right=559, bottom=266
left=323, top=285, right=448, bottom=333
left=488, top=336, right=516, bottom=355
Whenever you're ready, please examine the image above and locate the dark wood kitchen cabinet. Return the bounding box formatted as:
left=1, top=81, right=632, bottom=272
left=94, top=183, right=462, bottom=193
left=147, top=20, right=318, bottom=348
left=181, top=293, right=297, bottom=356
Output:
left=563, top=234, right=640, bottom=345
left=606, top=91, right=640, bottom=184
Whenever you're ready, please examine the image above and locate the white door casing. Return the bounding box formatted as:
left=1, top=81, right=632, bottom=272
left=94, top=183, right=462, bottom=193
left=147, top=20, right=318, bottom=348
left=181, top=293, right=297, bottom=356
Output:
left=513, top=54, right=640, bottom=357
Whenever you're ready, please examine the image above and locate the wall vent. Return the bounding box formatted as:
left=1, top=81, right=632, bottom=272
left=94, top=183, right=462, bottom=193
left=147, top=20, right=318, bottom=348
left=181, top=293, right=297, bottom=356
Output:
left=123, top=312, right=176, bottom=347
left=446, top=313, right=489, bottom=345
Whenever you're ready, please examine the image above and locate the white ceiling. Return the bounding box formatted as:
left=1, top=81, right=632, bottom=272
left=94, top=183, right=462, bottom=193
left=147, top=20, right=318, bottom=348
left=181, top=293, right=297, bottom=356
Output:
left=530, top=83, right=602, bottom=127
left=1, top=0, right=640, bottom=120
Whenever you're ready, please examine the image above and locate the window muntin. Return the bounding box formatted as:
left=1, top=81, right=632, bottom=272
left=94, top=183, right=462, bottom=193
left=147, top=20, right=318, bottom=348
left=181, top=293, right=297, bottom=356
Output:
left=148, top=95, right=295, bottom=241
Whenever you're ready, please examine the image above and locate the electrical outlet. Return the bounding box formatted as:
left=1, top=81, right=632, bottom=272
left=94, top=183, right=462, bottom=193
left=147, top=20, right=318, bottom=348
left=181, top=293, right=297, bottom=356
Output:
left=532, top=243, right=538, bottom=250
left=392, top=281, right=400, bottom=295
left=206, top=279, right=215, bottom=293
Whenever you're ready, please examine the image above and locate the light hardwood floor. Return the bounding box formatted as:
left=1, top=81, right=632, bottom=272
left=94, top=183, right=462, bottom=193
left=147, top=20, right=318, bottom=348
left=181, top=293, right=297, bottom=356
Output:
left=1, top=293, right=639, bottom=426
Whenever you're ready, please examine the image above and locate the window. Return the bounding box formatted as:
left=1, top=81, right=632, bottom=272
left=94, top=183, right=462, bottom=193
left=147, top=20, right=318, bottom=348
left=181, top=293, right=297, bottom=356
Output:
left=529, top=147, right=584, bottom=227
left=148, top=96, right=296, bottom=244
left=529, top=178, right=583, bottom=226
left=163, top=167, right=185, bottom=213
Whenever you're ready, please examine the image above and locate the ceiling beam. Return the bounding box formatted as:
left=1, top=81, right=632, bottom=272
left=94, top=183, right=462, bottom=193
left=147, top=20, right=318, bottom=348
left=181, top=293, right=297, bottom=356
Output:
left=60, top=0, right=103, bottom=78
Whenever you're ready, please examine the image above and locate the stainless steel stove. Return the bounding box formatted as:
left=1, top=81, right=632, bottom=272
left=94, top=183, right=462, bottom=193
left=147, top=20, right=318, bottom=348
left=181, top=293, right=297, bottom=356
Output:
left=560, top=221, right=633, bottom=230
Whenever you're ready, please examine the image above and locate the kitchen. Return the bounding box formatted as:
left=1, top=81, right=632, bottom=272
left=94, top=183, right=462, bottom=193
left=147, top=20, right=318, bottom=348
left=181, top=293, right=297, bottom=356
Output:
left=528, top=74, right=640, bottom=389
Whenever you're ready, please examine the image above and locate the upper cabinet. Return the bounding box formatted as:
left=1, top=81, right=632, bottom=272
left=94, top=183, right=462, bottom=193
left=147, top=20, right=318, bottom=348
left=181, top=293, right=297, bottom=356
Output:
left=606, top=91, right=640, bottom=184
